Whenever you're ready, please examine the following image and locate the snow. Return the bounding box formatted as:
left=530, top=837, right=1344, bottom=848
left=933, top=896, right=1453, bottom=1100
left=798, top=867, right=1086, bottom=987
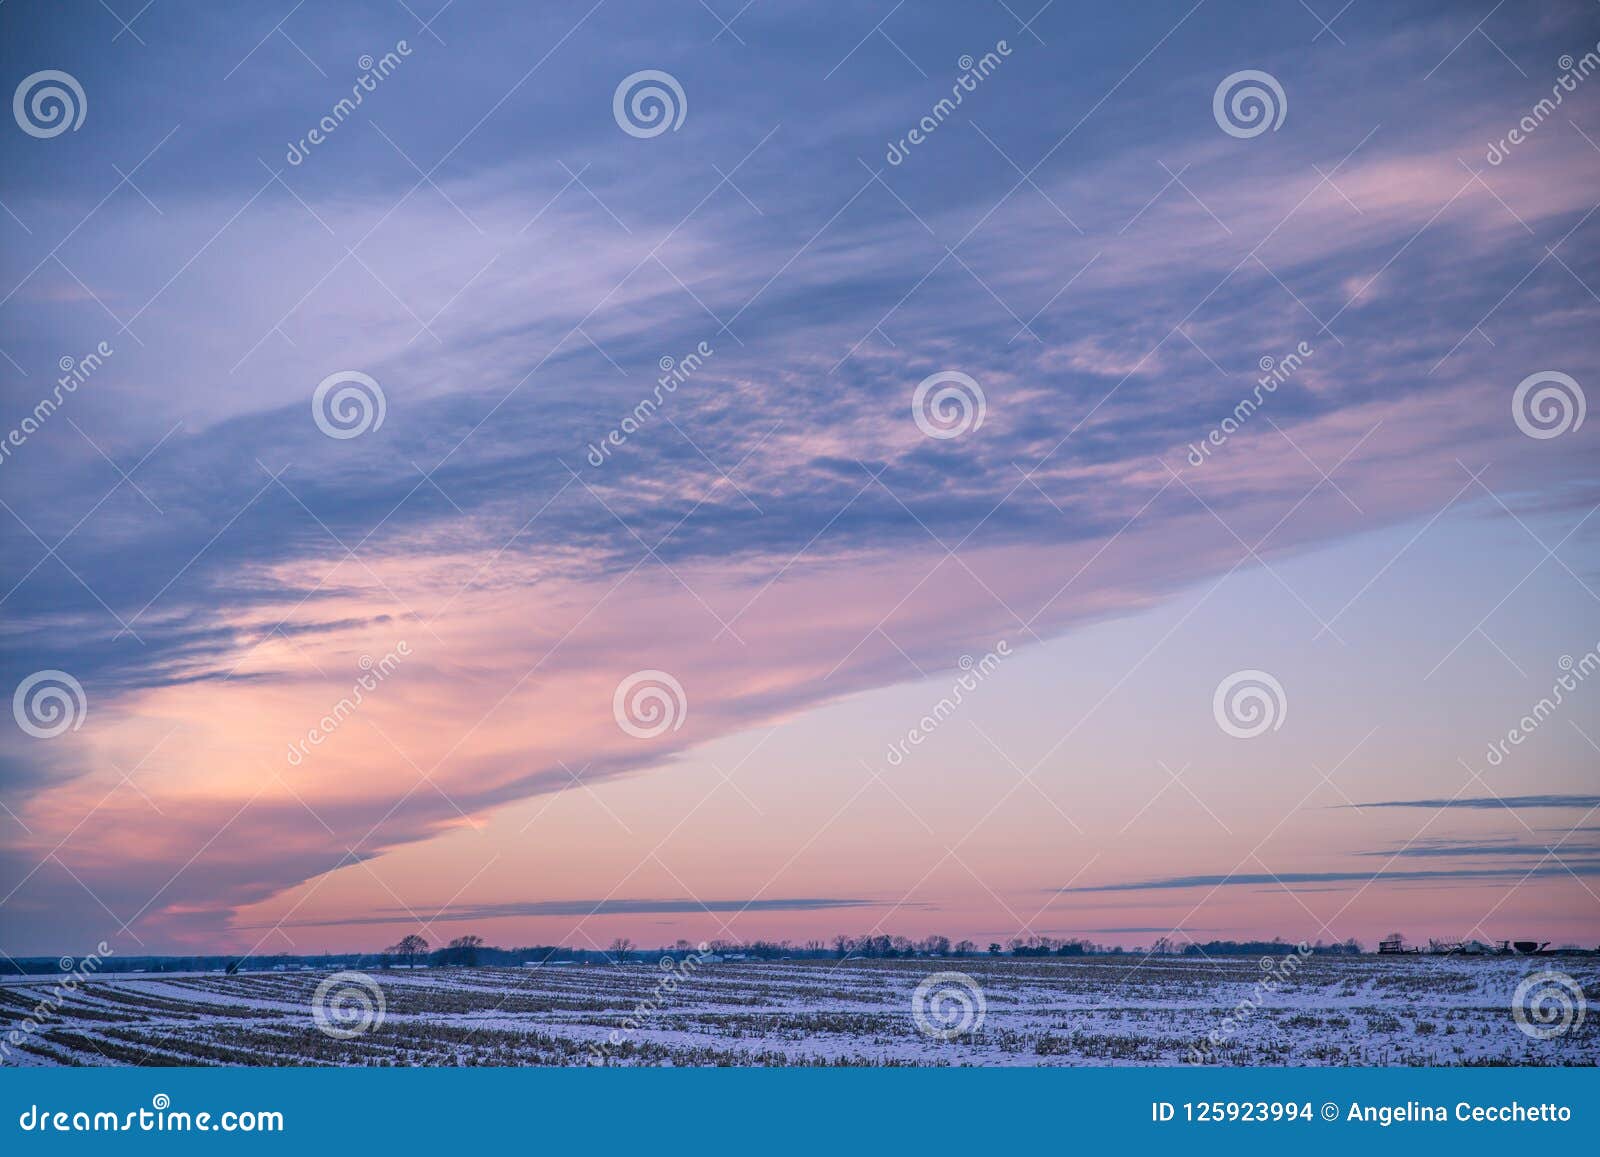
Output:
left=2, top=954, right=1593, bottom=1067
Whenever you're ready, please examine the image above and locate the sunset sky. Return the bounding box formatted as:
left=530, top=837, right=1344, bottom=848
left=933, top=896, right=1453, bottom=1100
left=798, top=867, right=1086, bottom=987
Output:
left=1, top=0, right=1597, bottom=959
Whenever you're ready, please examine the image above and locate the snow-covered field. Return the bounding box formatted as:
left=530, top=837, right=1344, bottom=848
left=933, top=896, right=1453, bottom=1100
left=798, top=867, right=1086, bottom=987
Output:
left=3, top=955, right=1594, bottom=1067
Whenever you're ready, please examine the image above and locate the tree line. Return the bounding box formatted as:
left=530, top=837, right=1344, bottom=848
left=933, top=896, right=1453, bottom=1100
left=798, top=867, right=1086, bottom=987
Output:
left=56, top=930, right=1586, bottom=976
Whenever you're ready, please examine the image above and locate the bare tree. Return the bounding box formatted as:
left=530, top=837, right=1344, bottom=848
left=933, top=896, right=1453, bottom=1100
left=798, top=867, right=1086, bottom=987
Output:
left=609, top=937, right=633, bottom=963
left=446, top=934, right=484, bottom=966
left=388, top=934, right=429, bottom=967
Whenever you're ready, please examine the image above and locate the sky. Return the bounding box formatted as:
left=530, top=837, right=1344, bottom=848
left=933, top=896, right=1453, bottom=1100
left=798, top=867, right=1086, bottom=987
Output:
left=0, top=0, right=1597, bottom=958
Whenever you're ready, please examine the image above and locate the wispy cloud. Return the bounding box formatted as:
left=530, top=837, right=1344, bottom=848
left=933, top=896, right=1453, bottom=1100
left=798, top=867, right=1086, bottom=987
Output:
left=1356, top=839, right=1600, bottom=858
left=1339, top=796, right=1600, bottom=811
left=234, top=897, right=893, bottom=930
left=1063, top=864, right=1600, bottom=893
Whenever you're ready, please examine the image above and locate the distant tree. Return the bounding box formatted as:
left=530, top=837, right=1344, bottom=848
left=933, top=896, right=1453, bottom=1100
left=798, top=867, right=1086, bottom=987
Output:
left=921, top=935, right=951, bottom=957
left=609, top=937, right=633, bottom=963
left=987, top=943, right=1002, bottom=956
left=445, top=935, right=485, bottom=966
left=832, top=935, right=854, bottom=959
left=388, top=934, right=429, bottom=967
left=953, top=939, right=976, bottom=957
left=1018, top=936, right=1063, bottom=957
